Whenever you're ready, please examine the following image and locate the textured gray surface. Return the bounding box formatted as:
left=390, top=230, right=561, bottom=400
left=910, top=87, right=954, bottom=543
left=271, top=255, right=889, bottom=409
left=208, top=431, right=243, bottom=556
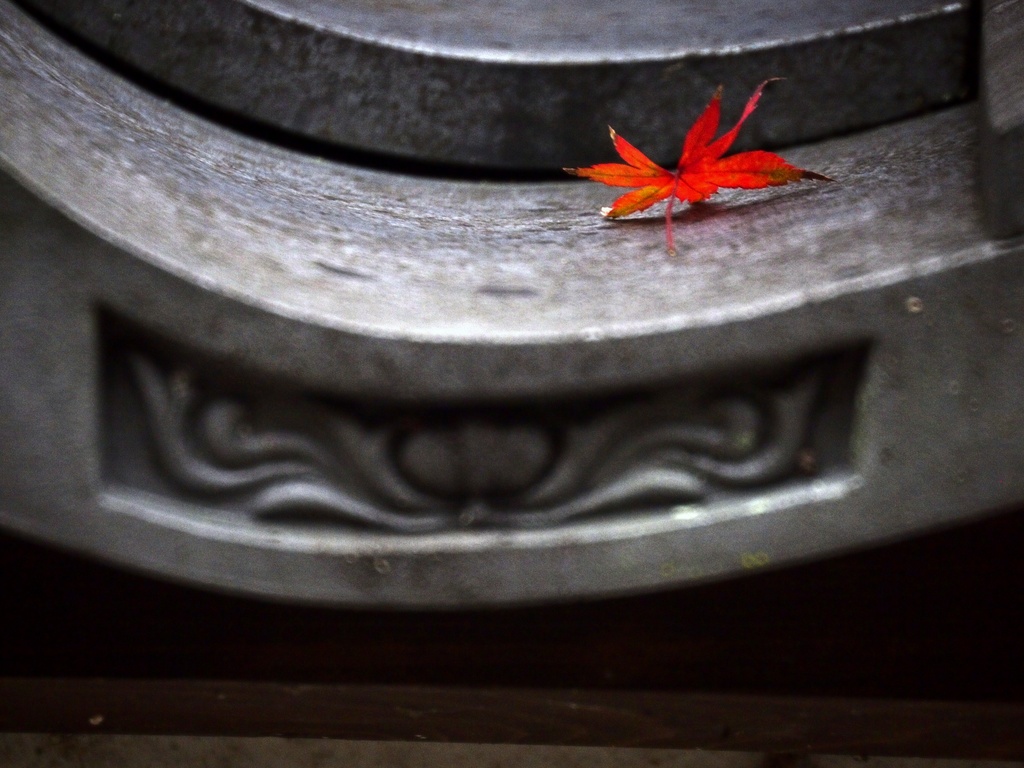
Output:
left=1, top=1, right=1024, bottom=606
left=0, top=5, right=995, bottom=394
left=981, top=0, right=1024, bottom=237
left=19, top=0, right=970, bottom=166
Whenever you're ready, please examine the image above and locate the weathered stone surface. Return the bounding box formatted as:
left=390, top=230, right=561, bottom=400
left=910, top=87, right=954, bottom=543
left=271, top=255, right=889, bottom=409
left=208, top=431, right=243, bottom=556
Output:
left=1, top=1, right=1023, bottom=606
left=981, top=0, right=1024, bottom=237
left=19, top=0, right=971, bottom=167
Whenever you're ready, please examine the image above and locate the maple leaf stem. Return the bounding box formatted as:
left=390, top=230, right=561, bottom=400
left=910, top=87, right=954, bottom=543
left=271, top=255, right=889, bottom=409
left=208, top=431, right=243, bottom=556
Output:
left=665, top=171, right=680, bottom=256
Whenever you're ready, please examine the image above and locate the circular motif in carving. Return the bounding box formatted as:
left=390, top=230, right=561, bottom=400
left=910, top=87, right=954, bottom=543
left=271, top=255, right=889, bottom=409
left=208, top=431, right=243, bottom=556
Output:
left=393, top=422, right=558, bottom=500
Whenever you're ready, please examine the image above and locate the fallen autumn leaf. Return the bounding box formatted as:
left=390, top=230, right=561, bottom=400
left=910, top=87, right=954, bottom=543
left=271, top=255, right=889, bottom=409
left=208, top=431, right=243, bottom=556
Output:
left=564, top=79, right=833, bottom=255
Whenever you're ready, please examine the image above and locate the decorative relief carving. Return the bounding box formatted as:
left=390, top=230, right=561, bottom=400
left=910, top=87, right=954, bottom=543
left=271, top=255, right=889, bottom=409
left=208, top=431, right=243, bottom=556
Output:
left=103, top=345, right=862, bottom=532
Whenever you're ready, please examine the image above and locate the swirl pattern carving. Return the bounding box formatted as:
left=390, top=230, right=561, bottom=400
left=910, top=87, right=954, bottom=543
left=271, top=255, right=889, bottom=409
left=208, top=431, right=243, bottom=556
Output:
left=105, top=348, right=857, bottom=532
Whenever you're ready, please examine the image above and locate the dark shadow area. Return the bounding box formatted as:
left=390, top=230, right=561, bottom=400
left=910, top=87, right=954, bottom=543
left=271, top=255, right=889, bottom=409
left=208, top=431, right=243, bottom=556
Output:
left=3, top=503, right=1024, bottom=701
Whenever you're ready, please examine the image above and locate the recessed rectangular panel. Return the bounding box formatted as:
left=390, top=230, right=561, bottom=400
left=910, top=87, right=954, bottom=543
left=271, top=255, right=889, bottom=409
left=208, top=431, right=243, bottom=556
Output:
left=101, top=315, right=867, bottom=533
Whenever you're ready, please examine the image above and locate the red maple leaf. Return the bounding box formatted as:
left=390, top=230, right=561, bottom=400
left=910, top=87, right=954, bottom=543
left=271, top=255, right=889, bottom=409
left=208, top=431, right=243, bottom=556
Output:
left=565, top=80, right=832, bottom=255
